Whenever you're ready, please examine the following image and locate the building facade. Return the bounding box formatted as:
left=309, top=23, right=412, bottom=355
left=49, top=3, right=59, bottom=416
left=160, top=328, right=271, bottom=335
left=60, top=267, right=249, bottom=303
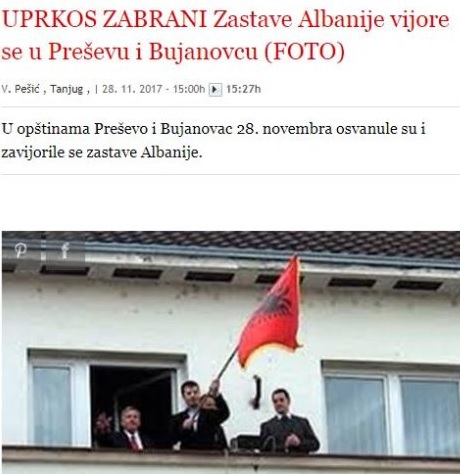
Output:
left=3, top=231, right=460, bottom=473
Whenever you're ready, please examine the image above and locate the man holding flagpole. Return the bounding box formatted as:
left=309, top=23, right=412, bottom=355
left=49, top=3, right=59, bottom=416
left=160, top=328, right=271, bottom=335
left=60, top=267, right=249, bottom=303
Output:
left=170, top=379, right=230, bottom=450
left=178, top=256, right=312, bottom=453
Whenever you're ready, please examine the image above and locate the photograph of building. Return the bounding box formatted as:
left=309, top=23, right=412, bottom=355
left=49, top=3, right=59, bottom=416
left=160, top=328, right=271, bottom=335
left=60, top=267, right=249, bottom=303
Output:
left=2, top=231, right=460, bottom=474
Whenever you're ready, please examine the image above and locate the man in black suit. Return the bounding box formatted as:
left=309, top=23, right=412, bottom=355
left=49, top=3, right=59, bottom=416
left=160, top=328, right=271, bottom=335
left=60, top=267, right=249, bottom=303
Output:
left=170, top=379, right=230, bottom=450
left=260, top=388, right=320, bottom=454
left=94, top=406, right=155, bottom=450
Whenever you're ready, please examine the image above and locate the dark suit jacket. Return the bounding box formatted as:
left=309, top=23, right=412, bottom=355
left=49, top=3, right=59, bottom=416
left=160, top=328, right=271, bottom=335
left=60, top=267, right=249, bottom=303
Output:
left=260, top=414, right=320, bottom=453
left=214, top=425, right=228, bottom=450
left=170, top=394, right=230, bottom=450
left=95, top=430, right=155, bottom=450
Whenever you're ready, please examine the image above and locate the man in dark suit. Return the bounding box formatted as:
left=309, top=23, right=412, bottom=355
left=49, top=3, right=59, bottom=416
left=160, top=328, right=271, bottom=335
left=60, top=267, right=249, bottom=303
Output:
left=260, top=388, right=320, bottom=454
left=94, top=406, right=155, bottom=450
left=170, top=379, right=230, bottom=450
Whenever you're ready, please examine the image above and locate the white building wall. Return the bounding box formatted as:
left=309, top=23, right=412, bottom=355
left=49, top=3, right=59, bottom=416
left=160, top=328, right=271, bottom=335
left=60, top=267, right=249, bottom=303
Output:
left=3, top=274, right=460, bottom=447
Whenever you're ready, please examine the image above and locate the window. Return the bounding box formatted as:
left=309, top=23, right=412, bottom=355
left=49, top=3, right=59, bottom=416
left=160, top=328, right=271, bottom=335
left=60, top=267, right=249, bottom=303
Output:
left=33, top=367, right=72, bottom=446
left=325, top=377, right=388, bottom=455
left=401, top=379, right=460, bottom=457
left=90, top=365, right=174, bottom=447
left=29, top=352, right=185, bottom=447
left=324, top=371, right=460, bottom=457
left=29, top=360, right=88, bottom=447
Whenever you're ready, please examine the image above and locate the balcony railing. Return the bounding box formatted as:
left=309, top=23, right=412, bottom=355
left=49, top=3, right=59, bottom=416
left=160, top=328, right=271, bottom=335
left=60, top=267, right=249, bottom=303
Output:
left=3, top=446, right=460, bottom=474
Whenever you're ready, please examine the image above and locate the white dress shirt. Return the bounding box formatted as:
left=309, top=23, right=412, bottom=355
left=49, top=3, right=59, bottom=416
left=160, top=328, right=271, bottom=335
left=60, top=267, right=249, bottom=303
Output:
left=187, top=407, right=200, bottom=431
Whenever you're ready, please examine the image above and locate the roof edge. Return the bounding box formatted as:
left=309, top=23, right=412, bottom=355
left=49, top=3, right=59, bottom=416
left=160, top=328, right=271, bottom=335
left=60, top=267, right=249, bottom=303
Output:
left=3, top=238, right=460, bottom=271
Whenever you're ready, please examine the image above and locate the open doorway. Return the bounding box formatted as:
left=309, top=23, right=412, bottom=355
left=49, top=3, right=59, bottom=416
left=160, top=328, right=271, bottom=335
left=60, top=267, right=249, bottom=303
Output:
left=90, top=365, right=174, bottom=447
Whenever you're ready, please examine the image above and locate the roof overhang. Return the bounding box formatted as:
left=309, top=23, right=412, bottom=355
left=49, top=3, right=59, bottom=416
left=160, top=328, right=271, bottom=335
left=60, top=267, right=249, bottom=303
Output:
left=3, top=238, right=460, bottom=295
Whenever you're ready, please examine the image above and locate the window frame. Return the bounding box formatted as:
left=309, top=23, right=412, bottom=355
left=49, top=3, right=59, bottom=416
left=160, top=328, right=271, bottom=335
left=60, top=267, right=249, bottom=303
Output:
left=323, top=367, right=460, bottom=457
left=398, top=373, right=460, bottom=457
left=28, top=352, right=187, bottom=448
left=28, top=358, right=88, bottom=446
left=322, top=370, right=393, bottom=455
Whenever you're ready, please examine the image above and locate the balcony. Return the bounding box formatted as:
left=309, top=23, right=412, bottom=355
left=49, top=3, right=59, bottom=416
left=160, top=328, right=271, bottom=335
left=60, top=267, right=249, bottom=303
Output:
left=3, top=446, right=460, bottom=474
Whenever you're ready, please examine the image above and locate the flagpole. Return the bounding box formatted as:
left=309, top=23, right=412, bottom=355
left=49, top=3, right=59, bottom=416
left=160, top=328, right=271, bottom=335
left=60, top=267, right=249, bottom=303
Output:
left=190, top=346, right=238, bottom=421
left=216, top=346, right=238, bottom=380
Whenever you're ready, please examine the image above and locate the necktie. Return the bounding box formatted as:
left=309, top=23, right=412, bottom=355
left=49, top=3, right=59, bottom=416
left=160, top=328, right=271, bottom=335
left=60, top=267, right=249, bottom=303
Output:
left=280, top=415, right=290, bottom=444
left=129, top=434, right=140, bottom=451
left=189, top=410, right=199, bottom=432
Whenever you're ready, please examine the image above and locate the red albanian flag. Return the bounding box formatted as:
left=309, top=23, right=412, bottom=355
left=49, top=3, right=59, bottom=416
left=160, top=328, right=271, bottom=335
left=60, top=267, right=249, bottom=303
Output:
left=237, top=256, right=301, bottom=368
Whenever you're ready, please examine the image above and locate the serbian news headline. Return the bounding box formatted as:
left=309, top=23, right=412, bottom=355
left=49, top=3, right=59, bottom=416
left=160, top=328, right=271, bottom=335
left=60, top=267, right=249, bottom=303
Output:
left=1, top=8, right=452, bottom=65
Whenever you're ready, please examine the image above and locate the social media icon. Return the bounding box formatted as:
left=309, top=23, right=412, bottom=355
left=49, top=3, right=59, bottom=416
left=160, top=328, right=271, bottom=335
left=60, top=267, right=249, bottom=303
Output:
left=61, top=242, right=70, bottom=260
left=14, top=242, right=28, bottom=258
